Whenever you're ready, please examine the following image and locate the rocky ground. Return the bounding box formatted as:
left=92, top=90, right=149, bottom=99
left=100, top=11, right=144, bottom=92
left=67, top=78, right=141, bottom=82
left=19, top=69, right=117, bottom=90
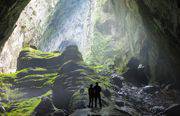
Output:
left=0, top=45, right=179, bottom=116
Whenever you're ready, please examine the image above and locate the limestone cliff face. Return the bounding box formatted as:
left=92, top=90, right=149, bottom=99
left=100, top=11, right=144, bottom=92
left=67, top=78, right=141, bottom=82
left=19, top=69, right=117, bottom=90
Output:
left=0, top=0, right=58, bottom=73
left=89, top=0, right=145, bottom=67
left=89, top=0, right=180, bottom=88
left=112, top=0, right=180, bottom=87
left=137, top=0, right=180, bottom=88
left=38, top=0, right=96, bottom=57
left=0, top=0, right=30, bottom=72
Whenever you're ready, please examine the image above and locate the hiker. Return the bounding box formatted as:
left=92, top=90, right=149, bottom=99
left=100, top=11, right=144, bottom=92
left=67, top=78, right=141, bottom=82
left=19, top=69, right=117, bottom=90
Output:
left=88, top=84, right=94, bottom=108
left=94, top=82, right=102, bottom=108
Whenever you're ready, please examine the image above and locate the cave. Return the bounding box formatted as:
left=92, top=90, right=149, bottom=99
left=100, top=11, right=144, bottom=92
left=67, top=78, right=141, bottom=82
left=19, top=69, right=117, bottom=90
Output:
left=0, top=0, right=180, bottom=115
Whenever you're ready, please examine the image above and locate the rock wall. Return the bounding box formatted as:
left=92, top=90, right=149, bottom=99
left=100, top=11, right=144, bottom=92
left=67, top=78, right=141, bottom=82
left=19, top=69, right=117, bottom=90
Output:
left=135, top=0, right=180, bottom=88
left=0, top=0, right=58, bottom=73
left=38, top=0, right=97, bottom=57
left=89, top=0, right=180, bottom=88
left=0, top=0, right=30, bottom=51
left=89, top=0, right=145, bottom=67
left=111, top=0, right=180, bottom=88
left=0, top=0, right=30, bottom=72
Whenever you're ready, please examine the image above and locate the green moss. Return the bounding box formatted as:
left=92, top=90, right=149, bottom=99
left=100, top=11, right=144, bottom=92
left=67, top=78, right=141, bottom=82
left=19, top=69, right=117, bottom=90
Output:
left=15, top=72, right=58, bottom=89
left=41, top=90, right=52, bottom=98
left=0, top=81, right=9, bottom=99
left=0, top=47, right=63, bottom=115
left=0, top=68, right=29, bottom=79
left=83, top=73, right=111, bottom=89
left=1, top=89, right=53, bottom=115
left=0, top=73, right=16, bottom=80
left=0, top=74, right=16, bottom=83
left=22, top=47, right=61, bottom=59
left=98, top=76, right=111, bottom=88
left=43, top=73, right=58, bottom=86
left=87, top=65, right=104, bottom=73
left=86, top=31, right=114, bottom=67
left=6, top=97, right=41, bottom=116
left=0, top=71, right=27, bottom=100
left=34, top=67, right=47, bottom=71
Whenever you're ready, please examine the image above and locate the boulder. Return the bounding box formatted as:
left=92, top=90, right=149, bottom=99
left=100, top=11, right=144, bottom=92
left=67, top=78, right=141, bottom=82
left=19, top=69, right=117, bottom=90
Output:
left=17, top=45, right=82, bottom=71
left=122, top=68, right=148, bottom=87
left=139, top=85, right=160, bottom=94
left=150, top=106, right=164, bottom=114
left=127, top=57, right=140, bottom=69
left=122, top=58, right=149, bottom=87
left=111, top=74, right=123, bottom=88
left=163, top=104, right=180, bottom=116
left=17, top=50, right=62, bottom=70
left=102, top=88, right=111, bottom=98
left=34, top=97, right=55, bottom=116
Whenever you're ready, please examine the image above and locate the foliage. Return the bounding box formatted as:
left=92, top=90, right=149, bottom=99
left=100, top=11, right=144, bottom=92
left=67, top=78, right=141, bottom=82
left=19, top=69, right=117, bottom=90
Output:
left=86, top=31, right=114, bottom=67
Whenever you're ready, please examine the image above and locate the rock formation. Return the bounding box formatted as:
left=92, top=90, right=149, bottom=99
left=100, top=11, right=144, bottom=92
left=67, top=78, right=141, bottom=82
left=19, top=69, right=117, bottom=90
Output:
left=0, top=45, right=178, bottom=115
left=0, top=0, right=179, bottom=115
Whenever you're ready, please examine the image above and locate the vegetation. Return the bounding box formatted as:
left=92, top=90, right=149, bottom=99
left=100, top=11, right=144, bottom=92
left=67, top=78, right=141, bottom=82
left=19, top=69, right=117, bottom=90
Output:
left=85, top=0, right=117, bottom=70
left=22, top=47, right=61, bottom=59
left=4, top=97, right=41, bottom=116
left=0, top=44, right=114, bottom=115
left=0, top=67, right=57, bottom=115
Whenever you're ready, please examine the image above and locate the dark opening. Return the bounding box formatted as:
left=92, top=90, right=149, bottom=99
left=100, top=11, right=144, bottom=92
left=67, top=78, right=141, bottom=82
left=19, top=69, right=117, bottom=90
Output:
left=177, top=0, right=180, bottom=8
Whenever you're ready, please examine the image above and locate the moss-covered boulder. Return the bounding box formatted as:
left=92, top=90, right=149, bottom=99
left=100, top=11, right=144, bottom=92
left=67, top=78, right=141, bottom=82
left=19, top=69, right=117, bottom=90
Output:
left=17, top=46, right=62, bottom=70
left=33, top=97, right=56, bottom=115
left=17, top=45, right=83, bottom=70
left=122, top=58, right=149, bottom=87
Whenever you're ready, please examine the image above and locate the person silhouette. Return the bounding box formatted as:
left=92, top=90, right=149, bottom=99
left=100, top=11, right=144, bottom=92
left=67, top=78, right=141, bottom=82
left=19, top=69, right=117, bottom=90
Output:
left=88, top=84, right=94, bottom=108
left=94, top=82, right=102, bottom=108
